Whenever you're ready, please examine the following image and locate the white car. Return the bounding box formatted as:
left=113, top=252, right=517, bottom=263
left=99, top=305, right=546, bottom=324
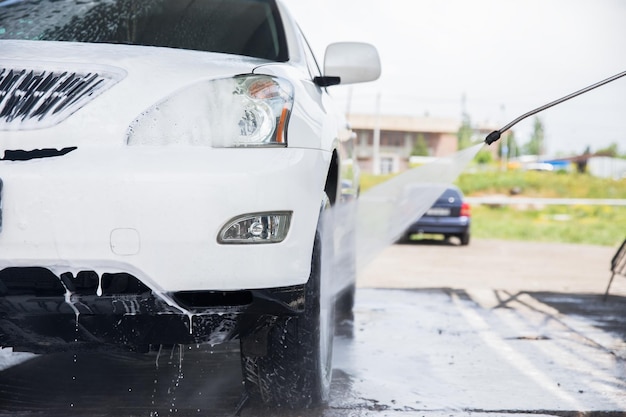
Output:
left=0, top=0, right=380, bottom=408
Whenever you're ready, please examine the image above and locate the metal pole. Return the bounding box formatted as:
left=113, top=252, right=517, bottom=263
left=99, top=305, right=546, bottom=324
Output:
left=372, top=92, right=381, bottom=175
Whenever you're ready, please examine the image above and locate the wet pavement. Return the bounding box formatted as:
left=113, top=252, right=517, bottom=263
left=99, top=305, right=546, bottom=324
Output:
left=1, top=239, right=625, bottom=416
left=0, top=286, right=624, bottom=417
left=329, top=288, right=625, bottom=416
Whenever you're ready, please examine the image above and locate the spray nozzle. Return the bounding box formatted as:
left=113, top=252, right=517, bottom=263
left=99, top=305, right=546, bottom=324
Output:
left=484, top=70, right=626, bottom=146
left=484, top=130, right=501, bottom=145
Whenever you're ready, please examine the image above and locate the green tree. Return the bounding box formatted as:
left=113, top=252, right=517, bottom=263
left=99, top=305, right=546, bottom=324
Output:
left=596, top=142, right=619, bottom=157
left=411, top=133, right=429, bottom=156
left=474, top=149, right=493, bottom=165
left=523, top=117, right=545, bottom=156
left=457, top=113, right=473, bottom=150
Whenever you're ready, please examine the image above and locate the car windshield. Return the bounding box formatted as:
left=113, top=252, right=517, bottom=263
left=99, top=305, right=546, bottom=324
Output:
left=0, top=0, right=288, bottom=61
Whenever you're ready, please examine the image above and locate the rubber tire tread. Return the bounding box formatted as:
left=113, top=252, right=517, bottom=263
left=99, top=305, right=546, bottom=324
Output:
left=241, top=231, right=331, bottom=408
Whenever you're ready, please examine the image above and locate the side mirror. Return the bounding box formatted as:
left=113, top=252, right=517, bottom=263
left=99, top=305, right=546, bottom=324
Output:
left=315, top=42, right=381, bottom=87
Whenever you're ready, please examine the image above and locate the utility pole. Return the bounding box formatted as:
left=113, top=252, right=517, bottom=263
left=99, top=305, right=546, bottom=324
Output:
left=372, top=92, right=381, bottom=175
left=500, top=104, right=508, bottom=171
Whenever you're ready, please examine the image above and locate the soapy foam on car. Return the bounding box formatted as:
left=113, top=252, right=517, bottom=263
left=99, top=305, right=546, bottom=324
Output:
left=127, top=79, right=242, bottom=147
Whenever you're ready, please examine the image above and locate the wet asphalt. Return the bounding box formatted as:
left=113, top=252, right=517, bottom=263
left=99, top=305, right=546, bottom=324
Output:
left=0, top=240, right=625, bottom=417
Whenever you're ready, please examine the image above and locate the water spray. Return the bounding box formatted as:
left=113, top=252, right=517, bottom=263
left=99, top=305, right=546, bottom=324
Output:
left=484, top=70, right=626, bottom=145
left=337, top=69, right=626, bottom=294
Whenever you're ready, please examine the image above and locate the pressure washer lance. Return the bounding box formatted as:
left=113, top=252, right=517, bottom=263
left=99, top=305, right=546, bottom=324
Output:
left=484, top=70, right=626, bottom=145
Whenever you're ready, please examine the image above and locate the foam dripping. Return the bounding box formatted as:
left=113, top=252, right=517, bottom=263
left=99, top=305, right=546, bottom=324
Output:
left=58, top=277, right=81, bottom=326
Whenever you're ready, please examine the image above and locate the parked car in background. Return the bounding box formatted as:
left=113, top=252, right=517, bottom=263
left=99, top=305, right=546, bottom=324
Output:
left=400, top=186, right=471, bottom=245
left=0, top=0, right=380, bottom=408
left=525, top=162, right=555, bottom=172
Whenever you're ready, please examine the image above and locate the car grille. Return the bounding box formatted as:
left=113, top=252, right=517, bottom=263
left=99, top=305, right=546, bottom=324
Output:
left=0, top=66, right=123, bottom=130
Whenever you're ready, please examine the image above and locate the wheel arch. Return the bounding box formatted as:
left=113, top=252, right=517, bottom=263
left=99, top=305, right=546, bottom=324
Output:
left=323, top=149, right=340, bottom=206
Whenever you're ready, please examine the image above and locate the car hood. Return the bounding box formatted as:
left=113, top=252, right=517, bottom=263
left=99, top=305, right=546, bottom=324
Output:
left=0, top=40, right=269, bottom=148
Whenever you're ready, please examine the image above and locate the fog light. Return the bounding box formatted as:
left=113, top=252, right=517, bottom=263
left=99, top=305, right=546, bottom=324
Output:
left=218, top=212, right=292, bottom=244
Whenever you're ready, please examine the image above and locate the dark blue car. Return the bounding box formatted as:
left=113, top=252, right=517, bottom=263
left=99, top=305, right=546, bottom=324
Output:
left=402, top=186, right=471, bottom=245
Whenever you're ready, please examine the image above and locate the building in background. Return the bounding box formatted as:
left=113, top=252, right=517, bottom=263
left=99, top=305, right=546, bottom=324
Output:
left=347, top=114, right=460, bottom=174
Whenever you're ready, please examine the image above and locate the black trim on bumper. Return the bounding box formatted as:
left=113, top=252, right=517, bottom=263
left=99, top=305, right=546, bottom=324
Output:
left=0, top=267, right=306, bottom=353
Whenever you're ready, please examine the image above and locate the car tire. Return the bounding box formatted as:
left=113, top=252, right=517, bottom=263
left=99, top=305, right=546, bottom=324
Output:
left=459, top=231, right=470, bottom=246
left=240, top=228, right=333, bottom=408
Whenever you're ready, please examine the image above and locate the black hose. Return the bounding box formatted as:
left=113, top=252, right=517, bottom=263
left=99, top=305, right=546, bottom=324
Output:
left=485, top=70, right=626, bottom=145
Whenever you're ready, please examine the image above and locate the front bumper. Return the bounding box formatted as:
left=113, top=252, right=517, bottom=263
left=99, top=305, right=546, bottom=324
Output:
left=0, top=146, right=330, bottom=292
left=0, top=145, right=329, bottom=352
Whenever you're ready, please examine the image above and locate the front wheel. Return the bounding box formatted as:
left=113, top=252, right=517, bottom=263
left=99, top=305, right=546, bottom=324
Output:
left=240, top=230, right=333, bottom=408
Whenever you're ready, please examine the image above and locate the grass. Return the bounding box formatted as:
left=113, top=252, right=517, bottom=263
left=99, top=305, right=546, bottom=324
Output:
left=359, top=172, right=397, bottom=192
left=359, top=168, right=626, bottom=247
left=455, top=170, right=626, bottom=199
left=471, top=204, right=626, bottom=246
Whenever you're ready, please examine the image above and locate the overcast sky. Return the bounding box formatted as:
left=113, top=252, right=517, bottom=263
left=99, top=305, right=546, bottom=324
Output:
left=281, top=0, right=626, bottom=156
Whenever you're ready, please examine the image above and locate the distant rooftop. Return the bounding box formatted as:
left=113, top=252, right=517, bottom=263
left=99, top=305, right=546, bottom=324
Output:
left=347, top=114, right=460, bottom=134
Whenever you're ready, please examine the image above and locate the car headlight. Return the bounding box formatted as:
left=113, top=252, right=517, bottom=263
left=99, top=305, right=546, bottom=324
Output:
left=127, top=75, right=293, bottom=147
